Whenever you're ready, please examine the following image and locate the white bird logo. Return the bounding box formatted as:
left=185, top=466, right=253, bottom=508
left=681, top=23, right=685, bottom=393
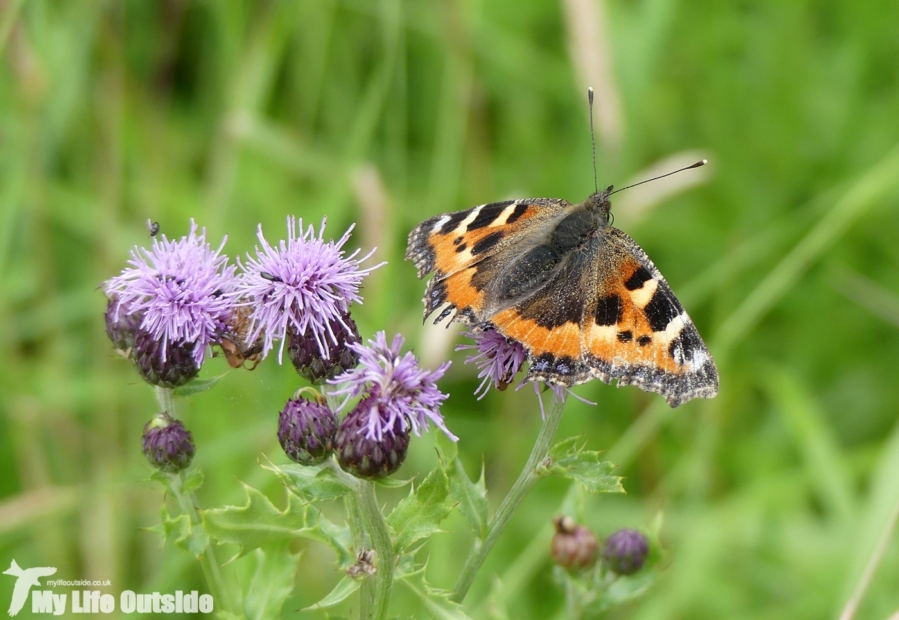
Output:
left=3, top=560, right=57, bottom=617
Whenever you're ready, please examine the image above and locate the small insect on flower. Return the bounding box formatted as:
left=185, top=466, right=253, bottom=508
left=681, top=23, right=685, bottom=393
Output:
left=218, top=305, right=264, bottom=370
left=148, top=219, right=160, bottom=237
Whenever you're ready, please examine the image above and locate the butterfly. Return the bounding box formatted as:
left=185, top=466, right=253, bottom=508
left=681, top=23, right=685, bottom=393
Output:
left=405, top=182, right=719, bottom=407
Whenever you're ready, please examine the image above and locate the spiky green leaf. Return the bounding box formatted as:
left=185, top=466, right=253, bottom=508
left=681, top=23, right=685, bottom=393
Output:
left=387, top=466, right=453, bottom=553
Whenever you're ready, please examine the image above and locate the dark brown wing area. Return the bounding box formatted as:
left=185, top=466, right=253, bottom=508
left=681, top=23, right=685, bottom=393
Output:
left=486, top=250, right=595, bottom=384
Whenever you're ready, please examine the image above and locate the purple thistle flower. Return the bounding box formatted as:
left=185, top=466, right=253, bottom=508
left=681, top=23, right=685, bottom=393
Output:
left=336, top=393, right=411, bottom=478
left=458, top=329, right=590, bottom=418
left=235, top=217, right=383, bottom=363
left=329, top=331, right=456, bottom=442
left=104, top=220, right=237, bottom=369
left=456, top=328, right=527, bottom=399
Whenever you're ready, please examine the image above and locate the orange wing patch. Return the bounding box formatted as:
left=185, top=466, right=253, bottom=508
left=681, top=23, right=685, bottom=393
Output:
left=490, top=308, right=582, bottom=359
left=586, top=262, right=691, bottom=374
left=427, top=203, right=542, bottom=277
left=438, top=266, right=487, bottom=315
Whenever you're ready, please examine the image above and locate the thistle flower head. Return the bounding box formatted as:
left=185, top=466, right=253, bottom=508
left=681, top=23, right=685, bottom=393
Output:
left=103, top=220, right=236, bottom=369
left=336, top=393, right=411, bottom=478
left=235, top=217, right=383, bottom=364
left=456, top=328, right=527, bottom=398
left=330, top=331, right=456, bottom=442
left=458, top=329, right=577, bottom=417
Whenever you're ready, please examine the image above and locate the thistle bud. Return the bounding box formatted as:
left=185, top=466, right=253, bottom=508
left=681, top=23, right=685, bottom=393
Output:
left=104, top=298, right=143, bottom=354
left=602, top=529, right=649, bottom=576
left=278, top=396, right=338, bottom=465
left=335, top=394, right=410, bottom=479
left=142, top=412, right=195, bottom=473
left=131, top=329, right=200, bottom=388
left=288, top=310, right=361, bottom=383
left=551, top=516, right=599, bottom=571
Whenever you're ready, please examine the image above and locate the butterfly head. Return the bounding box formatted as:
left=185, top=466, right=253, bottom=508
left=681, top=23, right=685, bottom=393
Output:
left=584, top=186, right=614, bottom=224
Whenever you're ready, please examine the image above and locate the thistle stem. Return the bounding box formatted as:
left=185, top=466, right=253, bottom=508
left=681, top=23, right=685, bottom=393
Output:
left=451, top=396, right=567, bottom=602
left=154, top=387, right=233, bottom=614
left=358, top=480, right=394, bottom=620
left=170, top=473, right=233, bottom=614
left=344, top=493, right=374, bottom=619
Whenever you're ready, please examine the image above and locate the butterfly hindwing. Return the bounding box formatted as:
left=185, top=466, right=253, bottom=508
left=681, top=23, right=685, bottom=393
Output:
left=582, top=228, right=718, bottom=406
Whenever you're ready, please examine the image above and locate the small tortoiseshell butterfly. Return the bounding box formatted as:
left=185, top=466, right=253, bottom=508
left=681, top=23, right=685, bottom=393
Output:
left=405, top=167, right=719, bottom=407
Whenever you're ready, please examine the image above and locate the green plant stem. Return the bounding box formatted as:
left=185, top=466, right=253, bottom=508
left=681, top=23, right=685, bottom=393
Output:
left=154, top=387, right=234, bottom=615
left=170, top=472, right=234, bottom=615
left=452, top=396, right=567, bottom=603
left=155, top=385, right=177, bottom=415
left=358, top=480, right=394, bottom=620
left=344, top=493, right=374, bottom=620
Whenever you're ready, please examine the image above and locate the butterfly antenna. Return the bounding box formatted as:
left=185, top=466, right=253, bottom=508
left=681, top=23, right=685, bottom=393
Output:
left=588, top=87, right=599, bottom=195
left=609, top=159, right=708, bottom=195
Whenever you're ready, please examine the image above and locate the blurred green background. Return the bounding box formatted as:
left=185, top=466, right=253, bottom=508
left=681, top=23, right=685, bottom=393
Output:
left=3, top=0, right=899, bottom=618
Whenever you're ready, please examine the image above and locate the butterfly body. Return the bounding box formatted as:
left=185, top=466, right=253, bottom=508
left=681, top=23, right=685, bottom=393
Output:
left=406, top=188, right=718, bottom=407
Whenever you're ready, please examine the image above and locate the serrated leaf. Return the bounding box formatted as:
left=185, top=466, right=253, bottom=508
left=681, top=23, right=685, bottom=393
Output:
left=160, top=505, right=209, bottom=557
left=540, top=441, right=624, bottom=495
left=447, top=457, right=487, bottom=539
left=241, top=543, right=300, bottom=620
left=173, top=374, right=225, bottom=397
left=303, top=576, right=361, bottom=611
left=387, top=466, right=453, bottom=553
left=373, top=475, right=413, bottom=489
left=298, top=507, right=355, bottom=568
left=400, top=564, right=473, bottom=620
left=265, top=461, right=356, bottom=502
left=549, top=435, right=582, bottom=457
left=202, top=484, right=353, bottom=565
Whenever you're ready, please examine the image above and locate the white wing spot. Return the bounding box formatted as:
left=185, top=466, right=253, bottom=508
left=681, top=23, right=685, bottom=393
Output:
left=430, top=215, right=451, bottom=233
left=455, top=205, right=483, bottom=234
left=489, top=204, right=520, bottom=228
left=629, top=278, right=659, bottom=307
